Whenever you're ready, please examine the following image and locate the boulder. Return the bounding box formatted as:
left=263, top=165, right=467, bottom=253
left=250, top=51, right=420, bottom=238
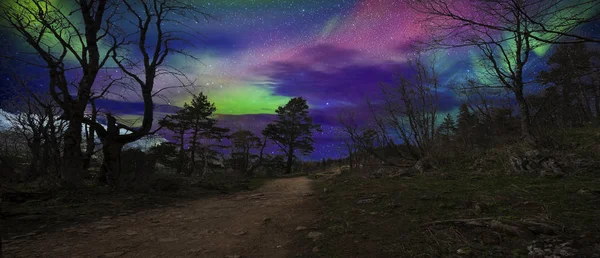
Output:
left=414, top=158, right=432, bottom=173
left=306, top=231, right=323, bottom=241
left=508, top=150, right=564, bottom=177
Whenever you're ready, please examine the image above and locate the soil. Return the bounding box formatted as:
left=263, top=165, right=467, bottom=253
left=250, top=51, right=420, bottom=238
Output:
left=3, top=177, right=318, bottom=258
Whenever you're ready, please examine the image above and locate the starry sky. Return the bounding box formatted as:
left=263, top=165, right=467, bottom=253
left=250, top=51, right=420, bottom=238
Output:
left=0, top=0, right=598, bottom=160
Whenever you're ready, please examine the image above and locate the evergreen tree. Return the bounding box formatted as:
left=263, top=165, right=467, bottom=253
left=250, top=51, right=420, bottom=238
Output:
left=262, top=97, right=320, bottom=174
left=438, top=113, right=457, bottom=139
left=159, top=109, right=191, bottom=174
left=184, top=93, right=229, bottom=176
left=160, top=93, right=229, bottom=176
left=230, top=130, right=262, bottom=176
left=456, top=104, right=477, bottom=146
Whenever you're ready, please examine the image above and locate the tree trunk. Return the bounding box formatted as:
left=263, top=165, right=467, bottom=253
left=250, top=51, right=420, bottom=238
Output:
left=83, top=125, right=96, bottom=171
left=189, top=131, right=198, bottom=176
left=203, top=146, right=208, bottom=177
left=26, top=148, right=40, bottom=181
left=514, top=91, right=534, bottom=143
left=100, top=138, right=124, bottom=188
left=61, top=118, right=84, bottom=188
left=178, top=130, right=186, bottom=174
left=286, top=146, right=294, bottom=174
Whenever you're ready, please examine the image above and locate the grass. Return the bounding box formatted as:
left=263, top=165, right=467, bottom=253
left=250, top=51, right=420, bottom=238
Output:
left=296, top=171, right=600, bottom=257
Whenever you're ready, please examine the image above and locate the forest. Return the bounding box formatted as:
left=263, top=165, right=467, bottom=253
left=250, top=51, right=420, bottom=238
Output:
left=1, top=0, right=600, bottom=257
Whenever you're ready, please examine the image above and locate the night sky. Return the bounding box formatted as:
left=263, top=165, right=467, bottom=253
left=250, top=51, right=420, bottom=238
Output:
left=0, top=0, right=597, bottom=160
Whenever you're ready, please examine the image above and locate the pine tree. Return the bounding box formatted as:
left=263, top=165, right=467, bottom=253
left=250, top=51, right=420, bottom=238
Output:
left=262, top=97, right=320, bottom=174
left=159, top=109, right=191, bottom=174
left=230, top=130, right=262, bottom=176
left=456, top=104, right=477, bottom=146
left=184, top=93, right=229, bottom=176
left=161, top=93, right=228, bottom=176
left=438, top=113, right=457, bottom=139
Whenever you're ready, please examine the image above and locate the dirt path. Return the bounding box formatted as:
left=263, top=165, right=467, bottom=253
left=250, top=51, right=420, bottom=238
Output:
left=4, top=177, right=318, bottom=258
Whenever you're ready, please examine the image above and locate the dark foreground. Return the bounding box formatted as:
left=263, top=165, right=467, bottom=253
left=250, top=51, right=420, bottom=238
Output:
left=3, top=177, right=319, bottom=258
left=296, top=170, right=600, bottom=257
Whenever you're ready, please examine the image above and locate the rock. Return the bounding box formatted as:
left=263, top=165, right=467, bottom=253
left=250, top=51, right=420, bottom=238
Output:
left=102, top=251, right=125, bottom=257
left=158, top=237, right=178, bottom=243
left=540, top=158, right=564, bottom=177
left=577, top=189, right=591, bottom=195
left=232, top=231, right=247, bottom=236
left=414, top=159, right=432, bottom=173
left=474, top=203, right=484, bottom=214
left=306, top=231, right=323, bottom=241
left=356, top=198, right=375, bottom=205
left=295, top=226, right=307, bottom=231
left=226, top=255, right=241, bottom=258
left=312, top=246, right=320, bottom=253
left=456, top=248, right=471, bottom=255
left=125, top=230, right=138, bottom=236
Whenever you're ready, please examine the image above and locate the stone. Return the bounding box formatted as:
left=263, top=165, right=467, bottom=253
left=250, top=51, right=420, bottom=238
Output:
left=312, top=246, right=320, bottom=253
left=295, top=226, right=307, bottom=231
left=414, top=158, right=432, bottom=173
left=226, top=255, right=241, bottom=258
left=232, top=231, right=247, bottom=236
left=306, top=231, right=323, bottom=241
left=125, top=230, right=138, bottom=236
left=456, top=248, right=471, bottom=255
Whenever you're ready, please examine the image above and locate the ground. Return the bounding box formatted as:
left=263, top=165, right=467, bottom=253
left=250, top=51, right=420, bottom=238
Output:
left=297, top=170, right=600, bottom=258
left=3, top=177, right=319, bottom=258
left=4, top=167, right=600, bottom=258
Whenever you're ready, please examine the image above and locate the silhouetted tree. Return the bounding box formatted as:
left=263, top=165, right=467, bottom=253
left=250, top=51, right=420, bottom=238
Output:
left=1, top=0, right=116, bottom=187
left=182, top=93, right=229, bottom=176
left=88, top=1, right=211, bottom=186
left=159, top=109, right=192, bottom=174
left=456, top=104, right=477, bottom=147
left=262, top=97, right=320, bottom=174
left=538, top=44, right=600, bottom=126
left=376, top=54, right=440, bottom=160
left=438, top=113, right=457, bottom=140
left=415, top=0, right=600, bottom=143
left=230, top=130, right=262, bottom=176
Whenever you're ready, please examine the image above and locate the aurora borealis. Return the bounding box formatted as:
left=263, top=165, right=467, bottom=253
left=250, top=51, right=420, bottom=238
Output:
left=0, top=0, right=598, bottom=159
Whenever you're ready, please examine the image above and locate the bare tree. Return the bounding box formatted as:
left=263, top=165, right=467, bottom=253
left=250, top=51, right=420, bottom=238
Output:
left=1, top=0, right=118, bottom=187
left=86, top=0, right=212, bottom=187
left=378, top=54, right=440, bottom=160
left=414, top=0, right=600, bottom=142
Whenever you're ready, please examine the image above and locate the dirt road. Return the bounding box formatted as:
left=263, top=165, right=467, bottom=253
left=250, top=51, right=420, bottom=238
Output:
left=4, top=177, right=318, bottom=258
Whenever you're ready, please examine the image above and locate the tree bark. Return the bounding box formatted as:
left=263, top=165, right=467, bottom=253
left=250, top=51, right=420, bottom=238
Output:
left=514, top=91, right=534, bottom=143
left=25, top=139, right=42, bottom=181
left=286, top=145, right=294, bottom=174
left=178, top=130, right=186, bottom=174
left=100, top=138, right=124, bottom=188
left=61, top=116, right=84, bottom=188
